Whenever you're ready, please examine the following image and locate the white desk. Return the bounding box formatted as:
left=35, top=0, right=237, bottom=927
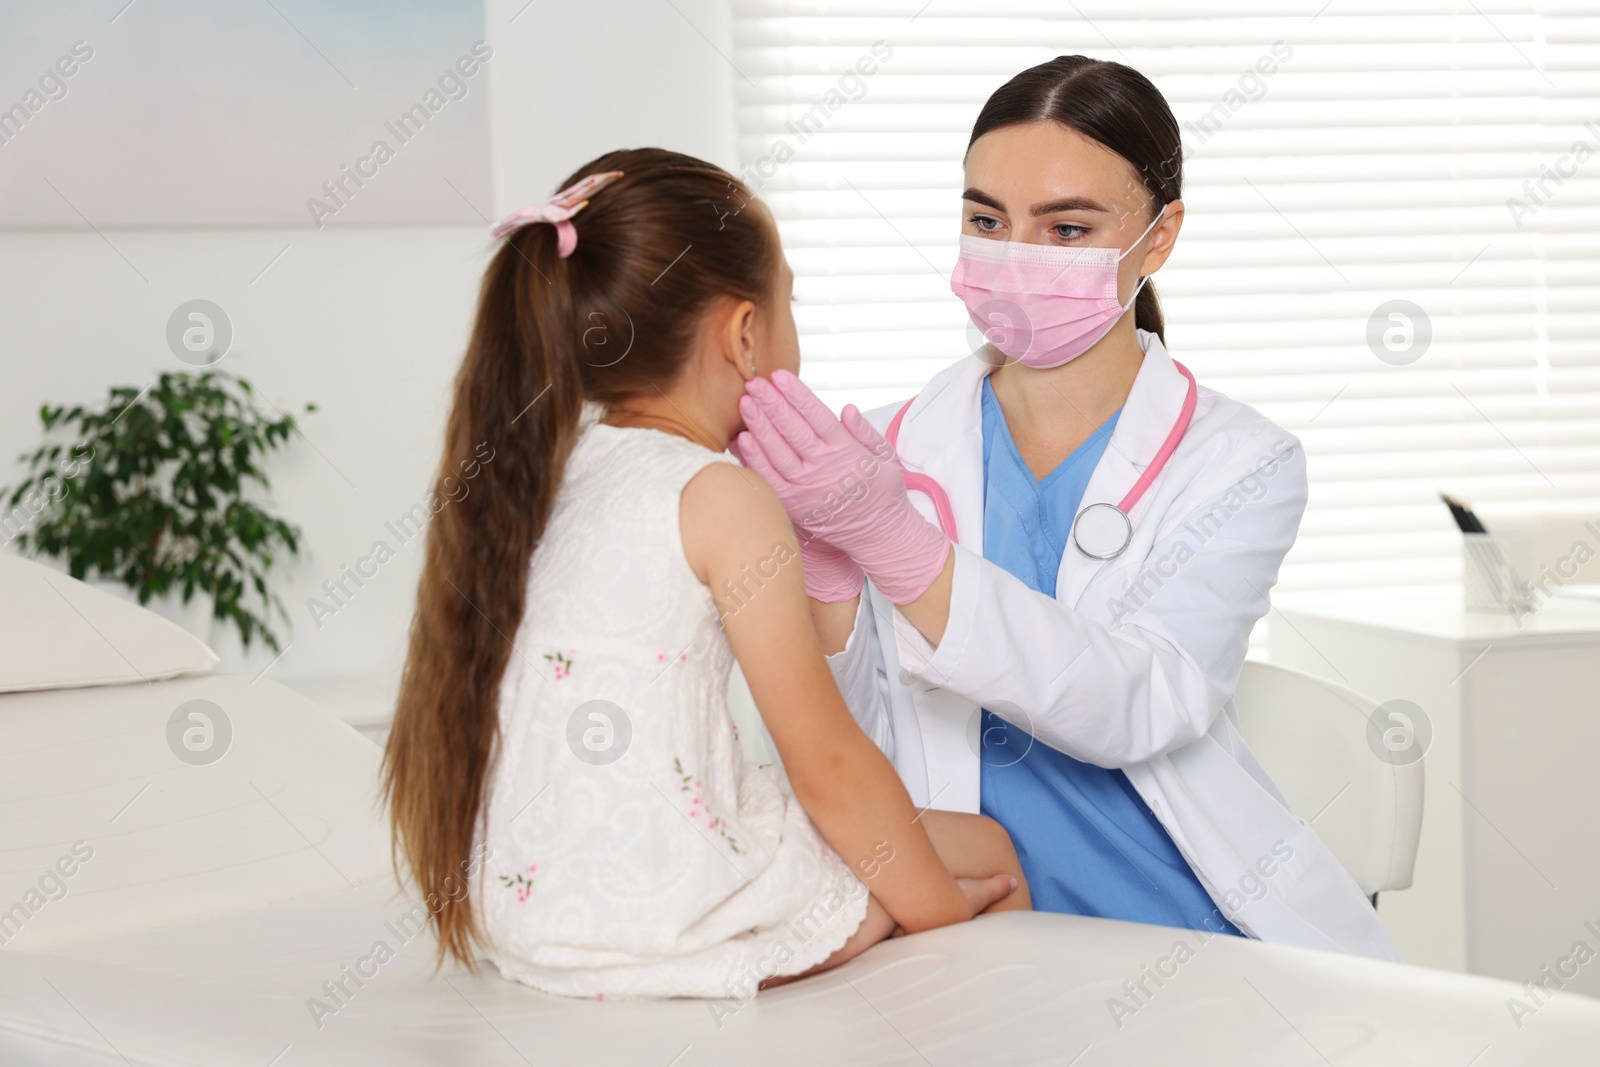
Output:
left=1268, top=591, right=1600, bottom=995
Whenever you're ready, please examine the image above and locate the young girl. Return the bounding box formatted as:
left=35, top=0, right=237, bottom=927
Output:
left=381, top=148, right=1029, bottom=1000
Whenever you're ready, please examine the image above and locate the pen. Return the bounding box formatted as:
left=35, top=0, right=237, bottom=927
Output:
left=1441, top=493, right=1487, bottom=534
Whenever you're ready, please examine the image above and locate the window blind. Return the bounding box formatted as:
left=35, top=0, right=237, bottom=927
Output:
left=729, top=1, right=1600, bottom=602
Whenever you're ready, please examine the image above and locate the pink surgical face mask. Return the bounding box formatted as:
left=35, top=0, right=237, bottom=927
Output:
left=950, top=207, right=1167, bottom=369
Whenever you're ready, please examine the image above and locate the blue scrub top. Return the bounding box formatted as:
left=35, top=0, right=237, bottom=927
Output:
left=976, top=377, right=1240, bottom=937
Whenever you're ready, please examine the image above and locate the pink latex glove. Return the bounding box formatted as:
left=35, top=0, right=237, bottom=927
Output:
left=794, top=532, right=866, bottom=603
left=734, top=370, right=950, bottom=605
left=729, top=432, right=865, bottom=602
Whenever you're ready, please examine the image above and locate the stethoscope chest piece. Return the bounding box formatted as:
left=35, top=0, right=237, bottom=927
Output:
left=1073, top=501, right=1133, bottom=560
left=887, top=360, right=1199, bottom=562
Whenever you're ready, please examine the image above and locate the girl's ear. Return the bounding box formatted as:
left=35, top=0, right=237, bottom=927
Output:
left=718, top=297, right=760, bottom=380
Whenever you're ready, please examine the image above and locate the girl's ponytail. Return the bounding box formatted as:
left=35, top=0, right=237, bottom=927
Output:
left=385, top=221, right=583, bottom=973
left=382, top=148, right=776, bottom=973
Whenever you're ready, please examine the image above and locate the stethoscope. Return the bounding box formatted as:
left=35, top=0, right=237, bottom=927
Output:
left=884, top=360, right=1198, bottom=560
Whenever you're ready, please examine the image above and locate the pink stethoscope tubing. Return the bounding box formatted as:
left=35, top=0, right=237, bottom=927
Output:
left=884, top=360, right=1199, bottom=556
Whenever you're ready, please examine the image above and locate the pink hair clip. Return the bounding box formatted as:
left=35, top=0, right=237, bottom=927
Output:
left=489, top=170, right=624, bottom=257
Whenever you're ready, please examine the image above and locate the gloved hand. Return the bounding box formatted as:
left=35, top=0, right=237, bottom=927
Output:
left=797, top=532, right=867, bottom=603
left=729, top=433, right=864, bottom=603
left=734, top=370, right=949, bottom=605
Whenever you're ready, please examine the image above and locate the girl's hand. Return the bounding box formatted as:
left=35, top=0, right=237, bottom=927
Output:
left=735, top=371, right=949, bottom=605
left=957, top=874, right=1019, bottom=918
left=889, top=873, right=1018, bottom=936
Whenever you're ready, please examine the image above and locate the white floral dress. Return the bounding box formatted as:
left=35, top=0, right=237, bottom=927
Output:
left=475, top=415, right=868, bottom=1000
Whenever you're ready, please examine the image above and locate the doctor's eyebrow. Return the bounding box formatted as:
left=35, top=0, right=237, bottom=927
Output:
left=961, top=187, right=1110, bottom=216
left=1030, top=195, right=1109, bottom=216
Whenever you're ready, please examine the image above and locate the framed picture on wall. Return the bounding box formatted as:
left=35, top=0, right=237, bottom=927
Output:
left=0, top=0, right=492, bottom=228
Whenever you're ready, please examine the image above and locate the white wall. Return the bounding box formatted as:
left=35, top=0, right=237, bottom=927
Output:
left=484, top=0, right=737, bottom=215
left=0, top=0, right=738, bottom=697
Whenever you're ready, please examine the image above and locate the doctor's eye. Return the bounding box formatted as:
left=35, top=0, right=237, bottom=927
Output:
left=1051, top=222, right=1090, bottom=242
left=967, top=213, right=1003, bottom=234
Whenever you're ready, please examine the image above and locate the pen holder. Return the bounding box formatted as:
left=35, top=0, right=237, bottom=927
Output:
left=1462, top=532, right=1534, bottom=615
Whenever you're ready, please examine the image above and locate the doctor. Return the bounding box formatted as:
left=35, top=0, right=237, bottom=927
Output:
left=735, top=55, right=1399, bottom=960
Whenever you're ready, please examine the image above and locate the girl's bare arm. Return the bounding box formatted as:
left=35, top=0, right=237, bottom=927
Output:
left=681, top=462, right=1013, bottom=933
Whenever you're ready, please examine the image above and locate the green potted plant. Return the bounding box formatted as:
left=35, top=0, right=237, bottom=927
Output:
left=1, top=370, right=315, bottom=652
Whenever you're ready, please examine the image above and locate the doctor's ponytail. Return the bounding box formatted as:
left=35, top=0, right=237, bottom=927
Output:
left=968, top=56, right=1183, bottom=343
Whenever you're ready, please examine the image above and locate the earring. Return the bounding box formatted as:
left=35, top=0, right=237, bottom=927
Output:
left=746, top=355, right=757, bottom=376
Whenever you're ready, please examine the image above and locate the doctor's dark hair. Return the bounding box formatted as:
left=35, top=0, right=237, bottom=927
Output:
left=969, top=55, right=1182, bottom=342
left=382, top=147, right=776, bottom=974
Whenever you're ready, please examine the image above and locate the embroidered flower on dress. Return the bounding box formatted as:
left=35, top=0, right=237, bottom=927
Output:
left=500, top=861, right=538, bottom=903
left=544, top=650, right=574, bottom=680
left=672, top=756, right=743, bottom=855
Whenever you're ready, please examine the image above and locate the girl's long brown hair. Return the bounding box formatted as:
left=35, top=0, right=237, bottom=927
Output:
left=381, top=148, right=776, bottom=972
left=969, top=56, right=1183, bottom=341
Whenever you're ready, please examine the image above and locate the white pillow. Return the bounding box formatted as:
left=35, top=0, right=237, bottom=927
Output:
left=0, top=552, right=217, bottom=692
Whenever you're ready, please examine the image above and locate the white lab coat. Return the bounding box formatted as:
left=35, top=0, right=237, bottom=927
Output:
left=827, top=330, right=1401, bottom=961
